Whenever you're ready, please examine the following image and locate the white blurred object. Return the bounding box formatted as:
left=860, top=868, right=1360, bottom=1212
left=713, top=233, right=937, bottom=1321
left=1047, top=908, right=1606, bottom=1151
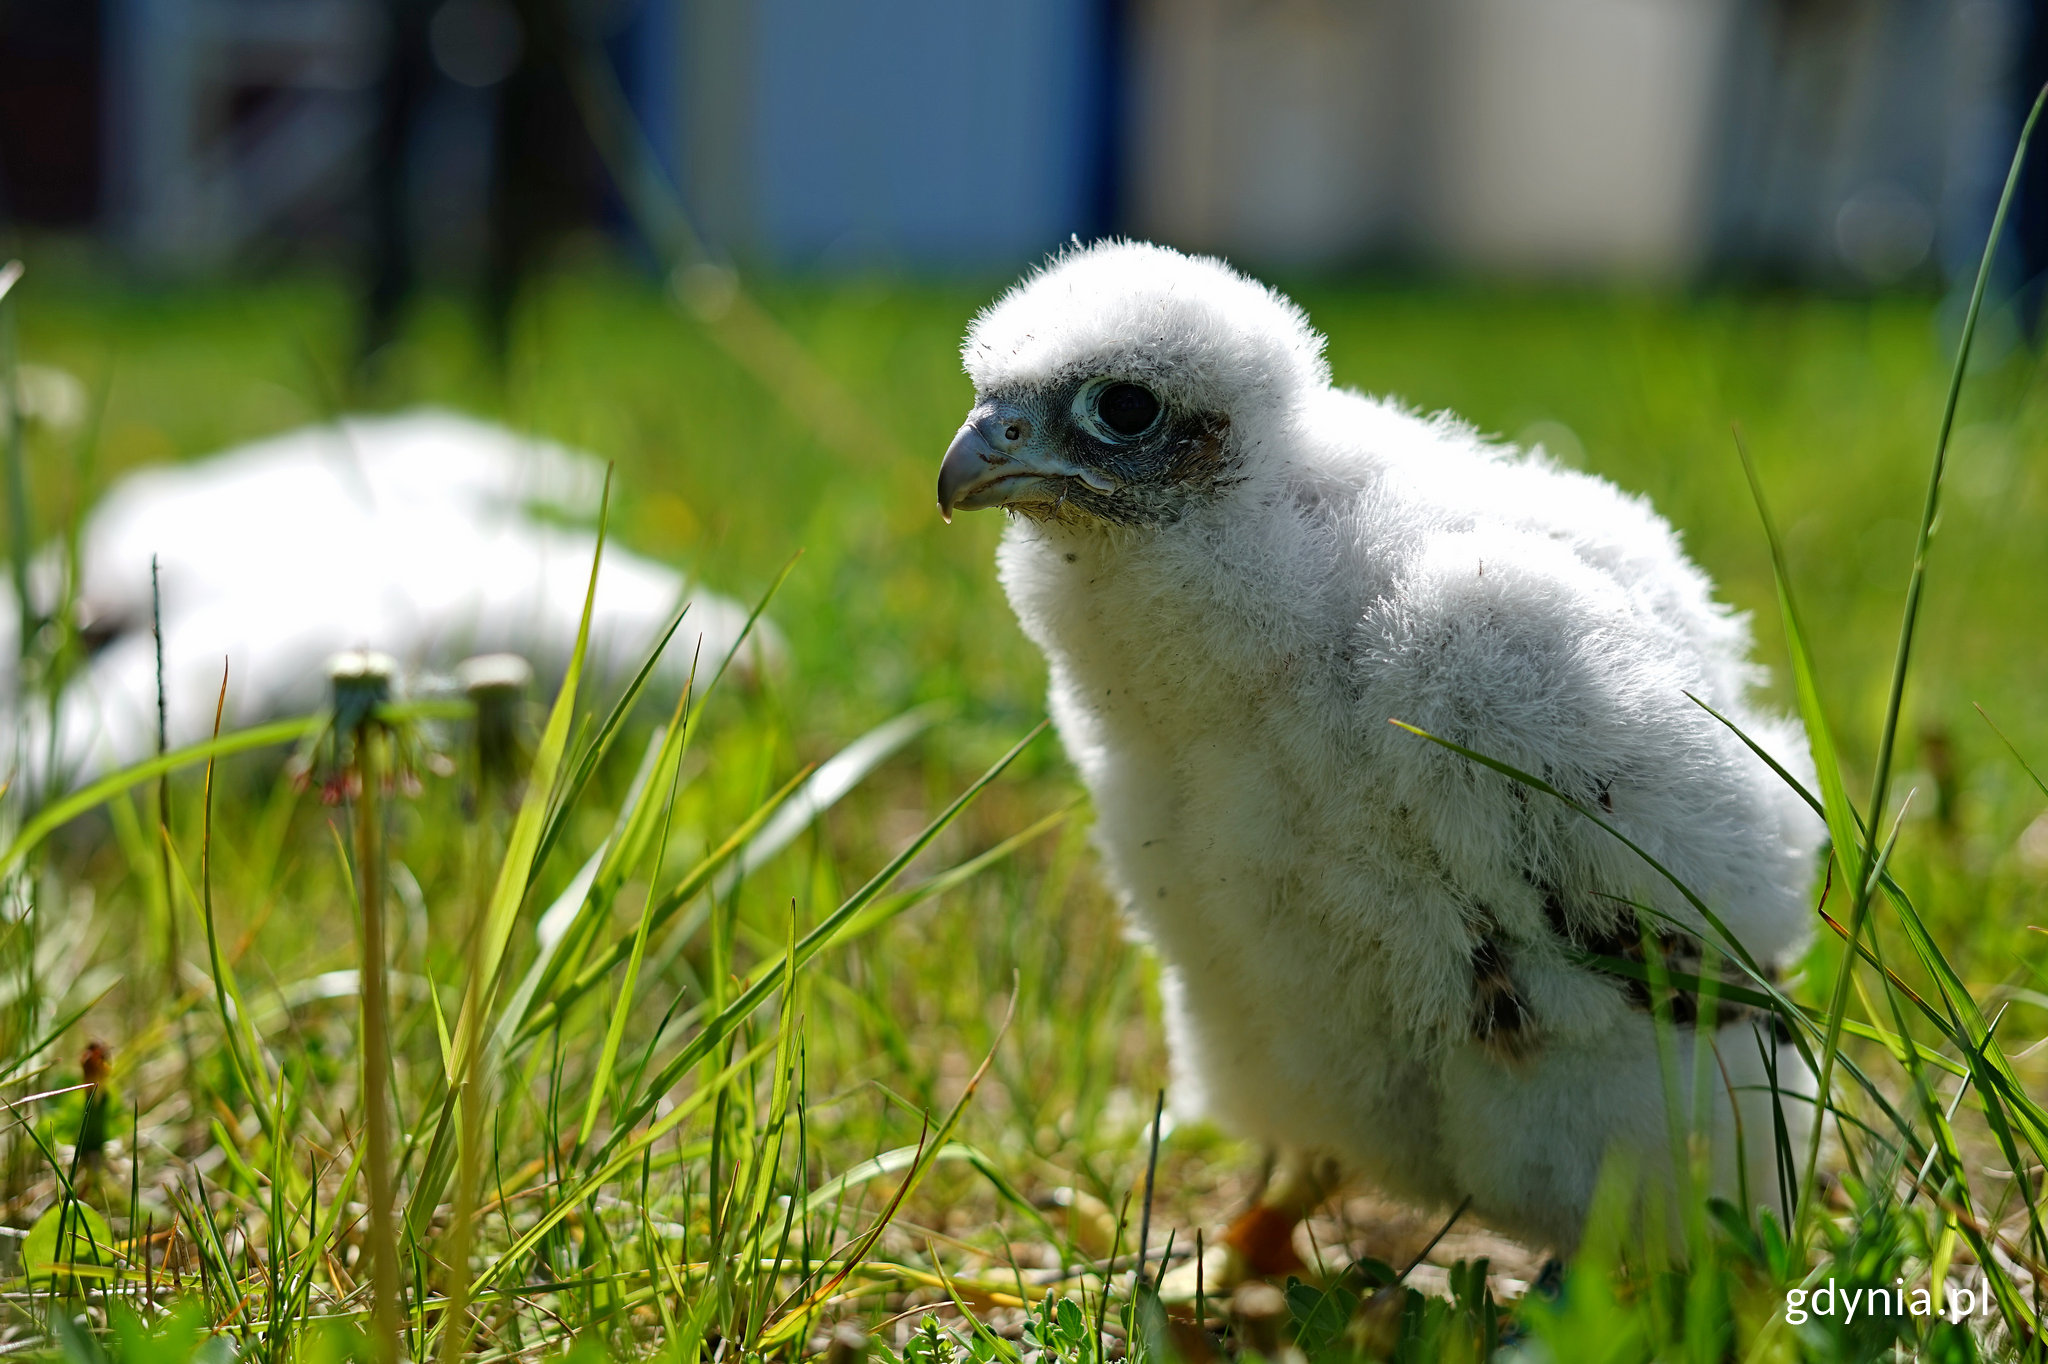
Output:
left=4, top=408, right=779, bottom=784
left=0, top=364, right=91, bottom=434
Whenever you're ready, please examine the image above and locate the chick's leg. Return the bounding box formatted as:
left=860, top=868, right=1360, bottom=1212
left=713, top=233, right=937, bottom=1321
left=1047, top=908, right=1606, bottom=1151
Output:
left=1223, top=1148, right=1338, bottom=1273
left=1161, top=1148, right=1341, bottom=1300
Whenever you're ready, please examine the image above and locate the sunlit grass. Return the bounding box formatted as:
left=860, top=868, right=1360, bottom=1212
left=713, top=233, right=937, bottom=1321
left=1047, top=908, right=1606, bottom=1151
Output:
left=2, top=212, right=2047, bottom=1362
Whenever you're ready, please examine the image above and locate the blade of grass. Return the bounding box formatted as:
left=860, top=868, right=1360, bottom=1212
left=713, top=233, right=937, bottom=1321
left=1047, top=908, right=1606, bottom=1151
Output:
left=738, top=916, right=805, bottom=1347
left=715, top=703, right=946, bottom=895
left=1976, top=704, right=2048, bottom=801
left=599, top=721, right=1048, bottom=1155
left=1813, top=83, right=2048, bottom=1242
left=529, top=551, right=798, bottom=883
left=405, top=474, right=614, bottom=1249
left=837, top=804, right=1075, bottom=942
left=574, top=662, right=698, bottom=1150
left=452, top=473, right=611, bottom=1060
left=495, top=726, right=676, bottom=1043
left=1730, top=433, right=1876, bottom=1225
left=1691, top=694, right=2035, bottom=1106
left=1866, top=81, right=2048, bottom=865
left=509, top=760, right=816, bottom=1044
left=188, top=670, right=274, bottom=1138
left=467, top=1034, right=776, bottom=1295
left=757, top=983, right=1018, bottom=1347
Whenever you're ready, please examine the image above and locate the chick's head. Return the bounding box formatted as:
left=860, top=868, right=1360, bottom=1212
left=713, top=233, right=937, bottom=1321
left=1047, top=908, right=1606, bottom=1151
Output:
left=939, top=240, right=1329, bottom=526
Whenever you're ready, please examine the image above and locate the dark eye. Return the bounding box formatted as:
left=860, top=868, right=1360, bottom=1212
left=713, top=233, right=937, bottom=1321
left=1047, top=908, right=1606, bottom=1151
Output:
left=1095, top=383, right=1160, bottom=438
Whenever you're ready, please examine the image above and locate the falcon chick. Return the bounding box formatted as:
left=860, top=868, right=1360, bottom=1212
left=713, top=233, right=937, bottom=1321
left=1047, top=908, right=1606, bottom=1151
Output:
left=937, top=242, right=1821, bottom=1261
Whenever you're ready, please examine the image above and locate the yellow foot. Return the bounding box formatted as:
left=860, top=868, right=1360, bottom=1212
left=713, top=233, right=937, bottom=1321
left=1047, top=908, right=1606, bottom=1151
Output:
left=1156, top=1204, right=1307, bottom=1302
left=1222, top=1203, right=1307, bottom=1277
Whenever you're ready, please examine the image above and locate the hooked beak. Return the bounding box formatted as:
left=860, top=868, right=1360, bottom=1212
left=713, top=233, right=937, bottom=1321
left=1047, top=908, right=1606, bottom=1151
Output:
left=936, top=408, right=1116, bottom=522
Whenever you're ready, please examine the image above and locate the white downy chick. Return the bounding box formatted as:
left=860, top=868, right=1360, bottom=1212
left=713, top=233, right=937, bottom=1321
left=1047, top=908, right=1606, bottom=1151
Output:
left=937, top=241, right=1821, bottom=1255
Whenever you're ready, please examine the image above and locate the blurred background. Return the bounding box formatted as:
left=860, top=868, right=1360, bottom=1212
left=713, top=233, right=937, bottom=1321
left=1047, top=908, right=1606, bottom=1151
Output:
left=1, top=0, right=2046, bottom=795
left=2, top=0, right=2044, bottom=306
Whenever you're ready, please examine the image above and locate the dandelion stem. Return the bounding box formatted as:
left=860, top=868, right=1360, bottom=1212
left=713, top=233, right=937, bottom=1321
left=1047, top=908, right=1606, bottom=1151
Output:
left=438, top=657, right=526, bottom=1364
left=354, top=704, right=402, bottom=1362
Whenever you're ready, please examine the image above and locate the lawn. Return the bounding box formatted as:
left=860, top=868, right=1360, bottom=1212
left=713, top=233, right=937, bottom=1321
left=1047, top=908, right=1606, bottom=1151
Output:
left=4, top=248, right=2048, bottom=1361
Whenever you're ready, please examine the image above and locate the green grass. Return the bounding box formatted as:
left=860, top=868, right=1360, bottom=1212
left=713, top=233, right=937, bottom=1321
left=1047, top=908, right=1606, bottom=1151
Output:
left=2, top=232, right=2048, bottom=1364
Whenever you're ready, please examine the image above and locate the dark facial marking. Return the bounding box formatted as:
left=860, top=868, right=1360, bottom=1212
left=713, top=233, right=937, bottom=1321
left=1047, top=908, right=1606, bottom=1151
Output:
left=968, top=373, right=1239, bottom=527
left=1048, top=409, right=1235, bottom=527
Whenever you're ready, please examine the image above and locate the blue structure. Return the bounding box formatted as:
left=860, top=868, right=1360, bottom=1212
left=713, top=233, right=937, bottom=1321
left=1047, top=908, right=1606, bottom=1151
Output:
left=712, top=0, right=1120, bottom=270
left=77, top=0, right=1122, bottom=277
